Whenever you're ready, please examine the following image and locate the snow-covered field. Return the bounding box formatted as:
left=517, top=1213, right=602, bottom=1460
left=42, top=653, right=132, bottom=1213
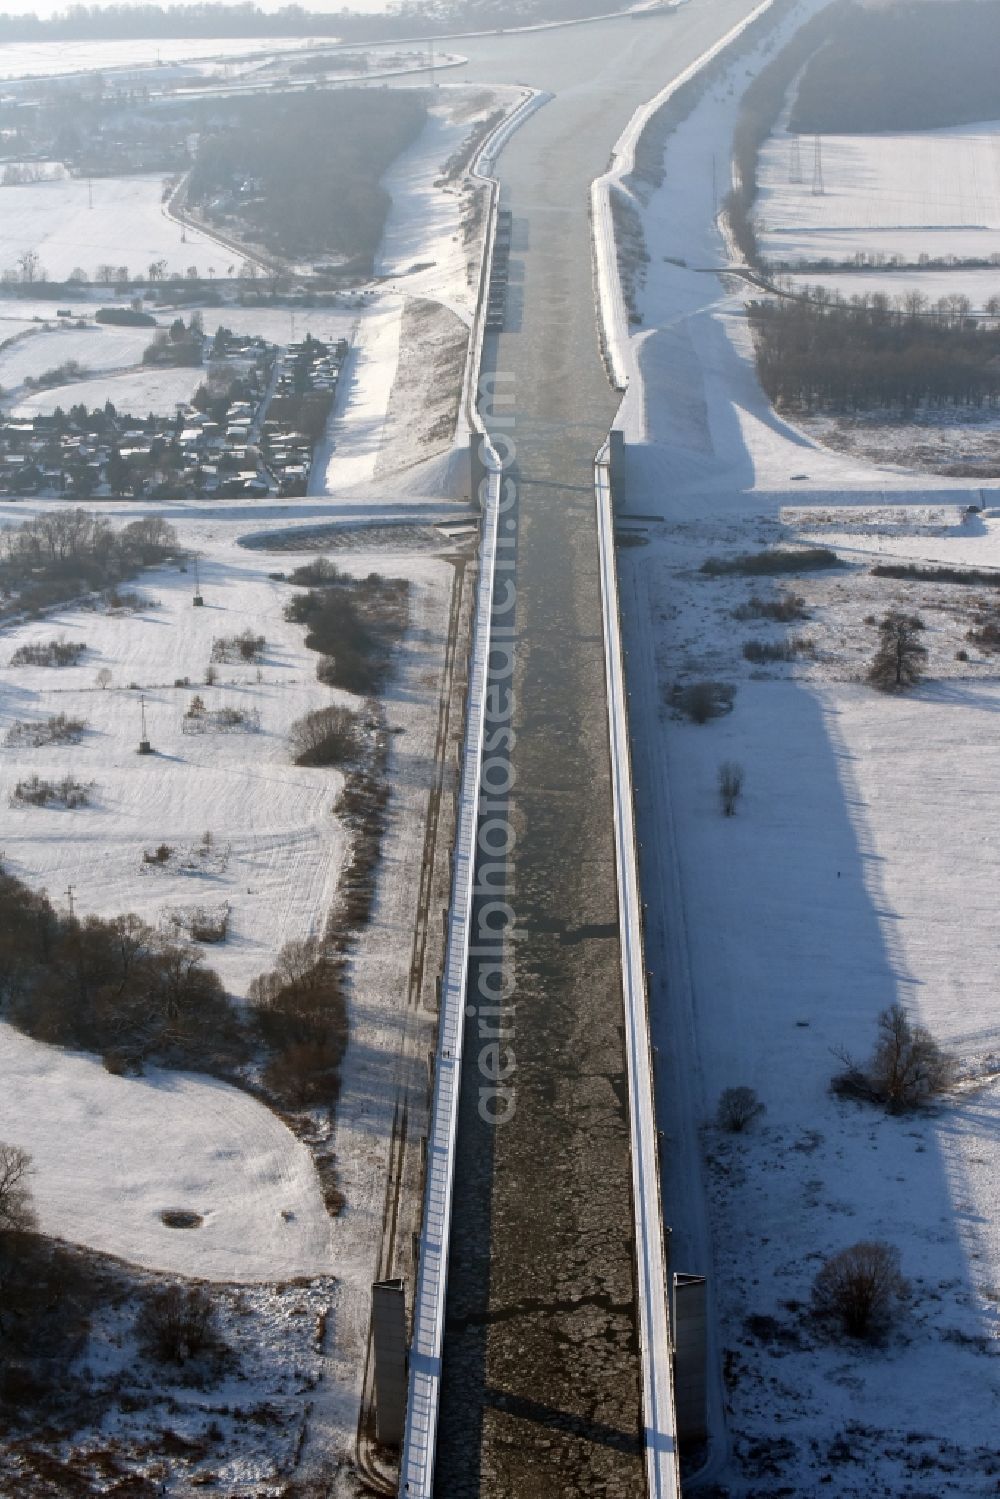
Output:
left=0, top=521, right=352, bottom=997
left=757, top=119, right=1000, bottom=267
left=0, top=1022, right=334, bottom=1281
left=12, top=363, right=205, bottom=416
left=0, top=36, right=312, bottom=82
left=195, top=304, right=358, bottom=348
left=0, top=322, right=155, bottom=392
left=0, top=173, right=235, bottom=282
left=608, top=7, right=1000, bottom=1489
left=0, top=486, right=459, bottom=1481
left=624, top=515, right=1000, bottom=1494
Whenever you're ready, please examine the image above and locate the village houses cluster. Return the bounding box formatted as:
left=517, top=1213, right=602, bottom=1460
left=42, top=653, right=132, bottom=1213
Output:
left=0, top=324, right=348, bottom=501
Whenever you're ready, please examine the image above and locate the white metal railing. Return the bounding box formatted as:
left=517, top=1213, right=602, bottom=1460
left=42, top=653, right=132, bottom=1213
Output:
left=396, top=457, right=499, bottom=1498
left=595, top=450, right=680, bottom=1499
left=459, top=87, right=553, bottom=442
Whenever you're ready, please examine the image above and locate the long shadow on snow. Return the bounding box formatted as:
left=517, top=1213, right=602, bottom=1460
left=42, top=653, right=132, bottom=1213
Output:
left=619, top=557, right=995, bottom=1477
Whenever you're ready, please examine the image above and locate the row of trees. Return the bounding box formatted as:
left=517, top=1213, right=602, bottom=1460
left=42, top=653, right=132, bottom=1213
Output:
left=1, top=254, right=258, bottom=291
left=1, top=249, right=129, bottom=288
left=2, top=507, right=176, bottom=582
left=748, top=295, right=1000, bottom=413
left=0, top=3, right=348, bottom=41
left=781, top=283, right=1000, bottom=327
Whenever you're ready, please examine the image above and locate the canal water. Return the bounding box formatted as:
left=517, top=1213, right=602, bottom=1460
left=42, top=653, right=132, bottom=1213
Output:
left=432, top=4, right=758, bottom=1495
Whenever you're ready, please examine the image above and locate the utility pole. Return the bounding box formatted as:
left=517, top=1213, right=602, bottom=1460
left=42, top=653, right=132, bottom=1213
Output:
left=790, top=135, right=802, bottom=185
left=138, top=694, right=153, bottom=755
left=812, top=135, right=825, bottom=196
left=64, top=885, right=75, bottom=921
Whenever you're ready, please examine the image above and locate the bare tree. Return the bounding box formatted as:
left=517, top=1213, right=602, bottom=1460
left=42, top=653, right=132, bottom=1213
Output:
left=718, top=760, right=745, bottom=816
left=832, top=1003, right=956, bottom=1112
left=288, top=705, right=360, bottom=767
left=812, top=1241, right=908, bottom=1339
left=0, top=1144, right=37, bottom=1235
left=869, top=1003, right=957, bottom=1112
left=671, top=680, right=736, bottom=724
left=867, top=612, right=927, bottom=692
left=135, top=1284, right=219, bottom=1364
left=96, top=667, right=113, bottom=690
left=248, top=935, right=330, bottom=1012
left=716, top=1086, right=765, bottom=1132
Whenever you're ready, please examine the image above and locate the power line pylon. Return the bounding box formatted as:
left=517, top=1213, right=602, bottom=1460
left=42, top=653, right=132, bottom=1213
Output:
left=812, top=135, right=825, bottom=196
left=790, top=135, right=802, bottom=184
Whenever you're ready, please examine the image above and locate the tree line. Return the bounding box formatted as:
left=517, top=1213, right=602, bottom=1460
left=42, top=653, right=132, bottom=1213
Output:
left=0, top=509, right=178, bottom=616
left=748, top=292, right=1000, bottom=414
left=0, top=4, right=344, bottom=42
left=0, top=861, right=349, bottom=1111
left=0, top=863, right=235, bottom=1074
left=187, top=90, right=427, bottom=272
left=791, top=0, right=1000, bottom=135
left=0, top=0, right=613, bottom=45
left=283, top=560, right=409, bottom=695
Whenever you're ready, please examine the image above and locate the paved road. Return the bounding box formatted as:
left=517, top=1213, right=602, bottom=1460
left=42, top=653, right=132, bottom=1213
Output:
left=429, top=8, right=761, bottom=1495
